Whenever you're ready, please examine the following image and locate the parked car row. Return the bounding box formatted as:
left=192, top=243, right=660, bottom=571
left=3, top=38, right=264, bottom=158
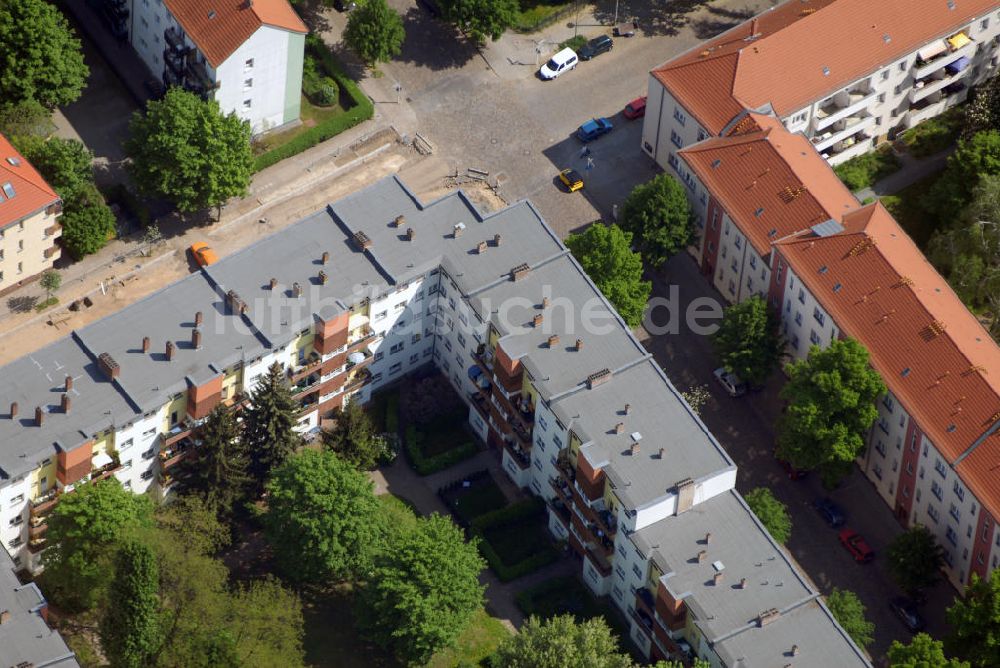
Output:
left=539, top=35, right=614, bottom=80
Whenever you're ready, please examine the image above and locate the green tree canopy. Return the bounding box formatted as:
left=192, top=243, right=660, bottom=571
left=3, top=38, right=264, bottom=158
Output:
left=40, top=269, right=61, bottom=301
left=946, top=570, right=1000, bottom=667
left=100, top=539, right=163, bottom=668
left=712, top=295, right=783, bottom=387
left=744, top=487, right=792, bottom=544
left=189, top=405, right=250, bottom=516
left=439, top=0, right=519, bottom=43
left=358, top=513, right=485, bottom=664
left=242, top=362, right=302, bottom=490
left=343, top=0, right=405, bottom=67
left=777, top=338, right=886, bottom=486
left=125, top=88, right=252, bottom=216
left=888, top=633, right=970, bottom=668
left=13, top=136, right=93, bottom=199
left=887, top=525, right=945, bottom=598
left=491, top=615, right=633, bottom=668
left=0, top=0, right=88, bottom=107
left=963, top=75, right=1000, bottom=141
left=322, top=399, right=385, bottom=470
left=42, top=479, right=155, bottom=611
left=826, top=588, right=874, bottom=649
left=59, top=183, right=117, bottom=260
left=265, top=449, right=387, bottom=582
left=618, top=173, right=693, bottom=269
left=566, top=222, right=651, bottom=328
left=927, top=130, right=1000, bottom=223
left=0, top=100, right=56, bottom=138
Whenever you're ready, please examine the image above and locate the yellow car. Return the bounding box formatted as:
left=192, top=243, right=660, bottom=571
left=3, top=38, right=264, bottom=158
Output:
left=559, top=168, right=584, bottom=192
left=189, top=242, right=219, bottom=268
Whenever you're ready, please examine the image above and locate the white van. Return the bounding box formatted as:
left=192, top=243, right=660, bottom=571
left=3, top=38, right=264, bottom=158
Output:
left=539, top=47, right=578, bottom=80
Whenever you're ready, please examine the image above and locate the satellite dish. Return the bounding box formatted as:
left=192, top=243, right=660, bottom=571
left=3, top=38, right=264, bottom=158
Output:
left=348, top=352, right=366, bottom=364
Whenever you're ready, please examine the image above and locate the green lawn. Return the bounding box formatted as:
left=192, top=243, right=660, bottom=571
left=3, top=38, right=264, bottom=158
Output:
left=447, top=479, right=508, bottom=525
left=513, top=0, right=573, bottom=32
left=515, top=576, right=633, bottom=648
left=833, top=145, right=901, bottom=191
left=879, top=172, right=944, bottom=249
left=254, top=94, right=344, bottom=154
left=426, top=609, right=511, bottom=668
left=901, top=105, right=965, bottom=158
left=482, top=516, right=552, bottom=567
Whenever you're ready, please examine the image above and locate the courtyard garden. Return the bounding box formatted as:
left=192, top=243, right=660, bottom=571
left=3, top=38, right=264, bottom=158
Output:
left=471, top=498, right=560, bottom=582
left=439, top=469, right=509, bottom=526
left=401, top=374, right=480, bottom=475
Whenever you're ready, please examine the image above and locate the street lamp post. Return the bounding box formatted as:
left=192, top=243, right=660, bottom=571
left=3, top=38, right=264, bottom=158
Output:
left=574, top=0, right=580, bottom=37
left=613, top=0, right=619, bottom=27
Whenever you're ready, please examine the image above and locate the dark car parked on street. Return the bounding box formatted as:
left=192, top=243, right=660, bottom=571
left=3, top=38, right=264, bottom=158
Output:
left=890, top=598, right=926, bottom=633
left=813, top=498, right=846, bottom=527
left=579, top=35, right=614, bottom=60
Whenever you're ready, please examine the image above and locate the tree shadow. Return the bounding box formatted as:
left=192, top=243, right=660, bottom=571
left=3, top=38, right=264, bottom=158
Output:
left=394, top=6, right=480, bottom=70
left=327, top=40, right=367, bottom=82
left=591, top=0, right=715, bottom=37
left=7, top=295, right=38, bottom=313
left=293, top=0, right=336, bottom=34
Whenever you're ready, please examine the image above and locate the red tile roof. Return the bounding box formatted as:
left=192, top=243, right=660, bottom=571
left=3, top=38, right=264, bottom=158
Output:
left=0, top=134, right=60, bottom=230
left=164, top=0, right=307, bottom=68
left=679, top=114, right=858, bottom=256
left=653, top=0, right=997, bottom=134
left=776, top=202, right=1000, bottom=517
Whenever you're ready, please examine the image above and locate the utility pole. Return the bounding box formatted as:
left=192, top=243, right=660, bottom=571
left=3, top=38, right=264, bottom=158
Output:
left=613, top=0, right=619, bottom=28
left=574, top=0, right=580, bottom=37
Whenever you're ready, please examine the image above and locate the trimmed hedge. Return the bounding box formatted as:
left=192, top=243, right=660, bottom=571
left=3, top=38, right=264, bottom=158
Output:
left=252, top=36, right=374, bottom=172
left=470, top=498, right=559, bottom=582
left=405, top=424, right=478, bottom=475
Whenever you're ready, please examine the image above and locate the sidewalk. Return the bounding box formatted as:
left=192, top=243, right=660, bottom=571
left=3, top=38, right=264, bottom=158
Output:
left=855, top=145, right=952, bottom=201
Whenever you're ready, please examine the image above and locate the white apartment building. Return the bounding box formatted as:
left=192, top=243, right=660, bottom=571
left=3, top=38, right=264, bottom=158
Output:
left=644, top=0, right=1000, bottom=167
left=0, top=176, right=870, bottom=667
left=112, top=0, right=307, bottom=133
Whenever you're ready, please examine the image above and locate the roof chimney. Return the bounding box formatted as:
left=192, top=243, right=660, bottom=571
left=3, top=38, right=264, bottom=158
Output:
left=615, top=422, right=624, bottom=434
left=353, top=230, right=372, bottom=250
left=407, top=227, right=415, bottom=241
left=166, top=340, right=175, bottom=361
left=195, top=311, right=203, bottom=327
left=658, top=447, right=666, bottom=459
left=697, top=549, right=707, bottom=563
left=394, top=215, right=406, bottom=228
left=65, top=375, right=73, bottom=392
left=533, top=313, right=543, bottom=328
left=192, top=328, right=202, bottom=350
left=61, top=393, right=71, bottom=413
left=791, top=645, right=799, bottom=656
left=98, top=352, right=120, bottom=381
left=630, top=441, right=640, bottom=455
left=713, top=571, right=724, bottom=586
left=575, top=338, right=583, bottom=351
left=142, top=336, right=151, bottom=353
left=510, top=263, right=531, bottom=282
left=547, top=334, right=560, bottom=348
left=269, top=277, right=278, bottom=290
left=624, top=403, right=631, bottom=415
left=542, top=297, right=550, bottom=308
left=0, top=610, right=10, bottom=625
left=318, top=270, right=328, bottom=285
left=453, top=223, right=465, bottom=238
left=476, top=240, right=487, bottom=254
left=705, top=532, right=712, bottom=545
left=35, top=406, right=44, bottom=427
left=494, top=233, right=502, bottom=246
left=9, top=402, right=17, bottom=419
left=739, top=577, right=748, bottom=589
left=322, top=251, right=330, bottom=264
left=292, top=282, right=302, bottom=298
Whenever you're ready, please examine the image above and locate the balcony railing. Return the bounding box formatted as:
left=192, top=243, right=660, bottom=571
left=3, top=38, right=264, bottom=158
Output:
left=585, top=546, right=613, bottom=577
left=159, top=435, right=201, bottom=469
left=911, top=67, right=969, bottom=104
left=914, top=36, right=976, bottom=80
left=815, top=90, right=877, bottom=131
left=162, top=422, right=194, bottom=447
left=813, top=115, right=876, bottom=154
left=289, top=353, right=323, bottom=383
left=502, top=438, right=530, bottom=469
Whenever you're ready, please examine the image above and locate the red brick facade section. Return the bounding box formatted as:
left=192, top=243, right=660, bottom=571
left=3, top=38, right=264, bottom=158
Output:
left=654, top=582, right=687, bottom=630
left=576, top=455, right=605, bottom=502
left=767, top=249, right=789, bottom=316
left=187, top=374, right=223, bottom=420
left=314, top=312, right=349, bottom=355
left=971, top=507, right=996, bottom=586
left=700, top=197, right=724, bottom=277
left=894, top=418, right=920, bottom=525
left=56, top=443, right=93, bottom=486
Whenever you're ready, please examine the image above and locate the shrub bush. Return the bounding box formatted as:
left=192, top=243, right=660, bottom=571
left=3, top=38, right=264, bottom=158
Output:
left=470, top=498, right=558, bottom=581
left=833, top=147, right=901, bottom=191
left=253, top=37, right=373, bottom=172
left=405, top=425, right=478, bottom=475
left=385, top=393, right=399, bottom=434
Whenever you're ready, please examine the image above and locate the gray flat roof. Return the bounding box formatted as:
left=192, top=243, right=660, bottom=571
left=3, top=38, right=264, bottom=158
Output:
left=715, top=597, right=870, bottom=668
left=633, top=490, right=814, bottom=642
left=0, top=549, right=79, bottom=667
left=0, top=337, right=137, bottom=476
left=471, top=253, right=648, bottom=397
left=552, top=359, right=735, bottom=509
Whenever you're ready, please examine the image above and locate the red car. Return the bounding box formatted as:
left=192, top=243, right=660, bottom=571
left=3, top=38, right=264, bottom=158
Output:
left=839, top=529, right=875, bottom=563
left=777, top=458, right=808, bottom=480
left=623, top=96, right=647, bottom=120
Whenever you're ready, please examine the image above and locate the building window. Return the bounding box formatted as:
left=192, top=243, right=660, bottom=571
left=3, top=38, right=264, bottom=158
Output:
left=935, top=458, right=947, bottom=479
left=374, top=351, right=384, bottom=362
left=632, top=564, right=643, bottom=580
left=813, top=307, right=825, bottom=326
left=809, top=329, right=820, bottom=345
left=931, top=480, right=943, bottom=501
left=797, top=288, right=805, bottom=304
left=670, top=130, right=683, bottom=148
left=950, top=504, right=962, bottom=523
left=794, top=311, right=803, bottom=326
left=954, top=480, right=965, bottom=502
left=790, top=334, right=799, bottom=350
left=390, top=342, right=404, bottom=354
left=927, top=504, right=940, bottom=523
left=243, top=99, right=252, bottom=110
left=898, top=60, right=908, bottom=71
left=245, top=57, right=254, bottom=69
left=881, top=69, right=890, bottom=80
left=673, top=107, right=686, bottom=125
left=946, top=526, right=958, bottom=547
left=244, top=78, right=253, bottom=90
left=409, top=353, right=418, bottom=364
left=389, top=362, right=402, bottom=375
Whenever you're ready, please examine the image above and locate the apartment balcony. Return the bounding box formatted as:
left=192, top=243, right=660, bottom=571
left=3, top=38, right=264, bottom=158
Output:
left=907, top=82, right=969, bottom=126
left=292, top=373, right=322, bottom=401
left=28, top=516, right=47, bottom=539
left=44, top=224, right=61, bottom=238
left=289, top=353, right=322, bottom=383
left=27, top=537, right=47, bottom=554
left=345, top=348, right=374, bottom=372
left=914, top=34, right=976, bottom=80
left=90, top=455, right=123, bottom=484
left=550, top=473, right=574, bottom=505
left=164, top=27, right=188, bottom=54
left=342, top=367, right=372, bottom=395
left=814, top=90, right=877, bottom=132
left=163, top=67, right=184, bottom=89
left=164, top=48, right=186, bottom=75
left=346, top=327, right=377, bottom=354
left=43, top=244, right=60, bottom=260
left=635, top=586, right=656, bottom=618
left=629, top=606, right=655, bottom=641
left=548, top=497, right=572, bottom=529
left=501, top=437, right=530, bottom=469
left=911, top=66, right=969, bottom=104
left=585, top=545, right=613, bottom=578
left=30, top=489, right=60, bottom=517
left=162, top=422, right=194, bottom=447
left=813, top=115, right=876, bottom=155
left=159, top=435, right=200, bottom=469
